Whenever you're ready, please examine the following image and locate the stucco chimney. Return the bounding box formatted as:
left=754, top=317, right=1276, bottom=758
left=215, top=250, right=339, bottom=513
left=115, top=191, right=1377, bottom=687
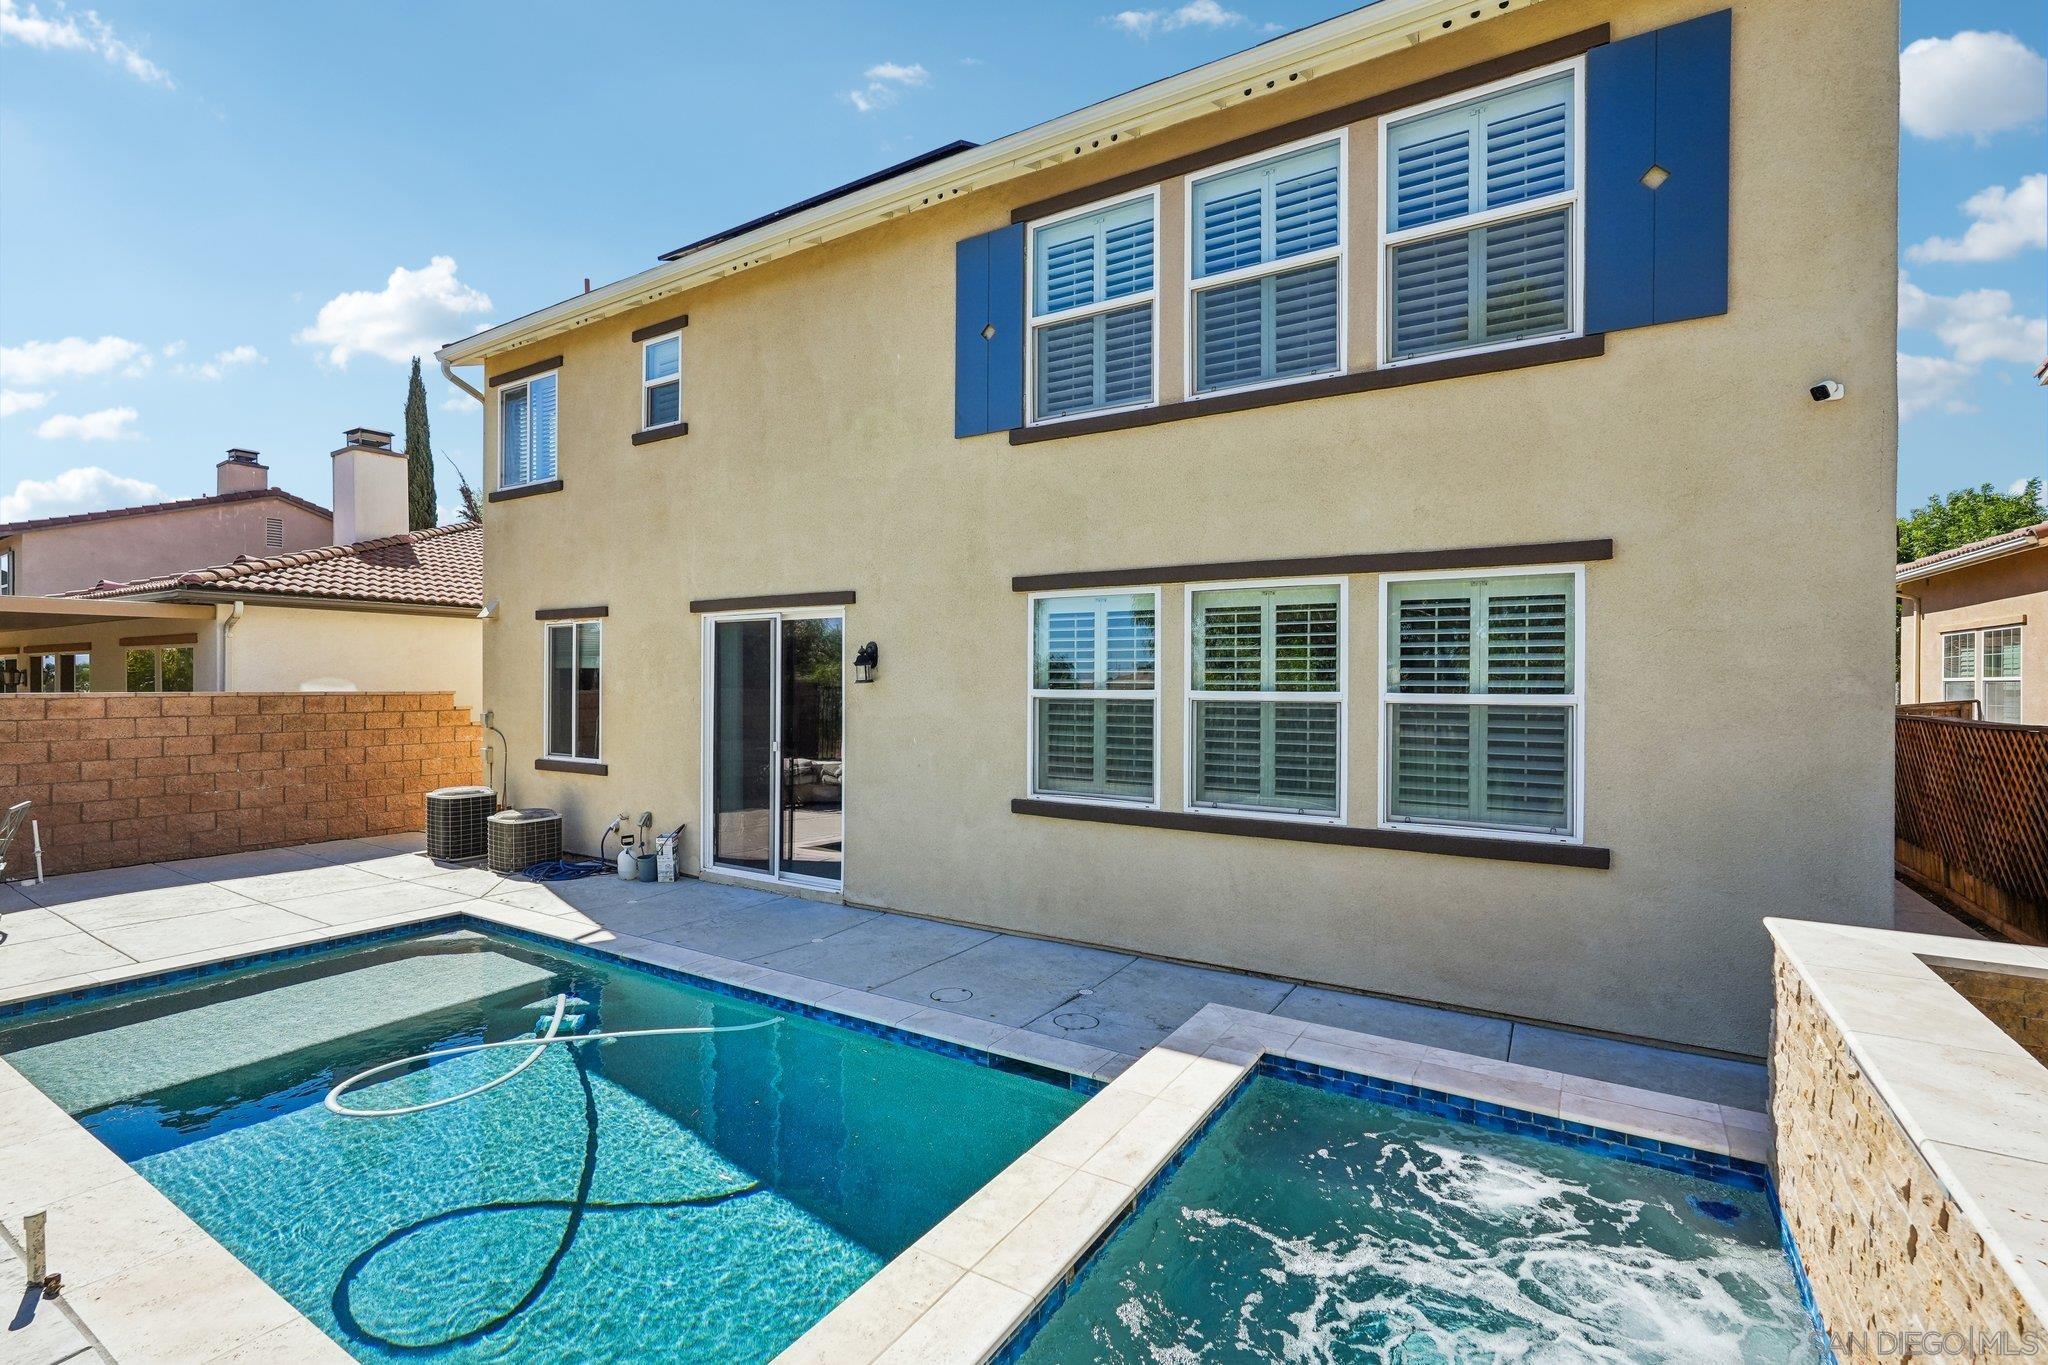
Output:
left=216, top=449, right=268, bottom=494
left=329, top=427, right=407, bottom=545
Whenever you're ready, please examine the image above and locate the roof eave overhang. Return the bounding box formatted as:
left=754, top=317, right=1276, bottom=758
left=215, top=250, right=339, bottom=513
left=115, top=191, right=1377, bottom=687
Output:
left=438, top=0, right=1551, bottom=367
left=1896, top=533, right=2047, bottom=586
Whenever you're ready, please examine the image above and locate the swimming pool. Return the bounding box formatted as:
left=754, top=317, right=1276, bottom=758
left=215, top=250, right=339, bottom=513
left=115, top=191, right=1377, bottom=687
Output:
left=1010, top=1069, right=1825, bottom=1363
left=0, top=926, right=1086, bottom=1362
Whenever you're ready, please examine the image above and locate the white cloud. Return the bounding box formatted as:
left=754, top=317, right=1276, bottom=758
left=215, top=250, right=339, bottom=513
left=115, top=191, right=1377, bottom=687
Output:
left=173, top=344, right=265, bottom=381
left=0, top=465, right=167, bottom=522
left=2011, top=477, right=2038, bottom=496
left=847, top=60, right=929, bottom=112
left=1897, top=353, right=1976, bottom=420
left=1899, top=272, right=2047, bottom=366
left=0, top=389, right=49, bottom=417
left=0, top=334, right=145, bottom=385
left=1907, top=174, right=2047, bottom=263
left=440, top=394, right=479, bottom=413
left=0, top=0, right=172, bottom=87
left=293, top=257, right=493, bottom=367
left=1900, top=31, right=2046, bottom=140
left=160, top=339, right=185, bottom=358
left=35, top=406, right=139, bottom=441
left=1109, top=0, right=1245, bottom=37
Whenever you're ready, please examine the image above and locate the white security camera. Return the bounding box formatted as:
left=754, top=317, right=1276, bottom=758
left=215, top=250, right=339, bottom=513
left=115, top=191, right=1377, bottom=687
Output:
left=1809, top=380, right=1845, bottom=403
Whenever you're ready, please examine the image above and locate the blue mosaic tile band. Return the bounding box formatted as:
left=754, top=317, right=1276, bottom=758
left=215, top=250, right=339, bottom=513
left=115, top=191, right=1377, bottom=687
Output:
left=0, top=913, right=1095, bottom=1095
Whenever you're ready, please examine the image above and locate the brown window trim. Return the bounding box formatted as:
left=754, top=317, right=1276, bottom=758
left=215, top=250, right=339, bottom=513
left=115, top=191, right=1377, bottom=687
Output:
left=488, top=478, right=564, bottom=503
left=535, top=756, right=609, bottom=775
left=1010, top=26, right=1609, bottom=226
left=688, top=590, right=856, bottom=613
left=118, top=633, right=199, bottom=647
left=631, top=314, right=690, bottom=343
left=1012, top=799, right=1609, bottom=869
left=1012, top=538, right=1612, bottom=594
left=535, top=605, right=608, bottom=621
left=1013, top=335, right=1603, bottom=445
left=489, top=355, right=564, bottom=388
left=631, top=422, right=689, bottom=445
left=20, top=640, right=91, bottom=654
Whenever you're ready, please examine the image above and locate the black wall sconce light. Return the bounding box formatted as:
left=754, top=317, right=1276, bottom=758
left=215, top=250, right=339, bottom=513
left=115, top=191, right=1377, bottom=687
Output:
left=853, top=641, right=879, bottom=684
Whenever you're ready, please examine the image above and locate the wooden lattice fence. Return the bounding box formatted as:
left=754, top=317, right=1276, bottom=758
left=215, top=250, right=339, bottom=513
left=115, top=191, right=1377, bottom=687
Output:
left=1895, top=714, right=2048, bottom=943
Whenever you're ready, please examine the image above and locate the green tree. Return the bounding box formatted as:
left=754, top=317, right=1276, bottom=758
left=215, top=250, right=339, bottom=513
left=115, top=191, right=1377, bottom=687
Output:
left=444, top=455, right=482, bottom=523
left=1897, top=479, right=2046, bottom=563
left=404, top=357, right=437, bottom=530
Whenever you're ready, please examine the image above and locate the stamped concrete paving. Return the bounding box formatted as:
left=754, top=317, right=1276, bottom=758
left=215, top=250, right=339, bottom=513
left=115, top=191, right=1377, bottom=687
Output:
left=0, top=832, right=1853, bottom=1111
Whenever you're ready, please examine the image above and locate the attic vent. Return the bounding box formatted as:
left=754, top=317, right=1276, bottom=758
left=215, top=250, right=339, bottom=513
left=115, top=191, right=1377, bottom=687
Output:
left=265, top=517, right=284, bottom=549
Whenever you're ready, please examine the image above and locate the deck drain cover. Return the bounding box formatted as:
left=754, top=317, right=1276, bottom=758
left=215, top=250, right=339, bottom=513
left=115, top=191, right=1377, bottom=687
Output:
left=929, top=987, right=974, bottom=1003
left=1051, top=1013, right=1100, bottom=1031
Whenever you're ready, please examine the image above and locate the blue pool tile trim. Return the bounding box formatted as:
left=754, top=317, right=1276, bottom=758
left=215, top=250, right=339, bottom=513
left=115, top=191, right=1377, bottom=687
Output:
left=1257, top=1054, right=1771, bottom=1190
left=0, top=913, right=1097, bottom=1095
left=997, top=1054, right=1824, bottom=1363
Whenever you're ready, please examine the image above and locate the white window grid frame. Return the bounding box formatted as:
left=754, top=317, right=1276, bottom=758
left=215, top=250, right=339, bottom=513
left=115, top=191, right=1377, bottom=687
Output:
left=541, top=617, right=604, bottom=762
left=1375, top=562, right=1587, bottom=845
left=1374, top=55, right=1587, bottom=370
left=497, top=373, right=557, bottom=491
left=1183, top=575, right=1350, bottom=826
left=640, top=330, right=684, bottom=433
left=0, top=547, right=13, bottom=596
left=1025, top=586, right=1165, bottom=809
left=1181, top=127, right=1351, bottom=403
left=1942, top=624, right=2024, bottom=719
left=1024, top=186, right=1163, bottom=428
left=124, top=643, right=194, bottom=693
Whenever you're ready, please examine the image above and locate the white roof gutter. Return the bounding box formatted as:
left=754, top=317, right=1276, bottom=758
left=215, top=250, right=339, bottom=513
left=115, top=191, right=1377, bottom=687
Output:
left=439, top=0, right=1553, bottom=368
left=1896, top=529, right=2047, bottom=585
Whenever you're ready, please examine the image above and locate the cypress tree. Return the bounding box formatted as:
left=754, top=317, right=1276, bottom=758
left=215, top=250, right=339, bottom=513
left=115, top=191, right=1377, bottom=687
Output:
left=404, top=356, right=437, bottom=529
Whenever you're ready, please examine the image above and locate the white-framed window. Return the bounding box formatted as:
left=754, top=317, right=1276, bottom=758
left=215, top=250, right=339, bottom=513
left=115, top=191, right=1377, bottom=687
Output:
left=1028, top=590, right=1159, bottom=803
left=544, top=620, right=602, bottom=760
left=1187, top=579, right=1345, bottom=820
left=1379, top=62, right=1583, bottom=365
left=0, top=547, right=14, bottom=595
left=1027, top=191, right=1158, bottom=423
left=499, top=372, right=559, bottom=489
left=1380, top=566, right=1583, bottom=841
left=124, top=645, right=193, bottom=694
left=1943, top=625, right=2023, bottom=723
left=641, top=331, right=682, bottom=430
left=1186, top=133, right=1346, bottom=398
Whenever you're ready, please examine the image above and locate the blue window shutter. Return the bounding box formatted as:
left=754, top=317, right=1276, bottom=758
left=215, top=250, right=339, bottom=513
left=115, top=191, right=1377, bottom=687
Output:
left=955, top=224, right=1025, bottom=437
left=1585, top=10, right=1731, bottom=333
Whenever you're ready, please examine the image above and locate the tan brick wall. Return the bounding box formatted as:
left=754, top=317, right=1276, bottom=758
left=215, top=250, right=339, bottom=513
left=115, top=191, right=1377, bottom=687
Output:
left=1771, top=953, right=2040, bottom=1351
left=0, top=693, right=484, bottom=875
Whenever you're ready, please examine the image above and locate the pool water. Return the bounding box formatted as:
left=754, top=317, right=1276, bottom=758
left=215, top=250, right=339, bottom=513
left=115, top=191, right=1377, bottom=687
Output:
left=1016, top=1075, right=1824, bottom=1364
left=0, top=929, right=1084, bottom=1362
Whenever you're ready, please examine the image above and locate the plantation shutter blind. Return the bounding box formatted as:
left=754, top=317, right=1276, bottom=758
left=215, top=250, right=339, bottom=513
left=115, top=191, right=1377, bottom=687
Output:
left=1030, top=198, right=1155, bottom=420
left=529, top=373, right=558, bottom=482
left=500, top=385, right=529, bottom=486
left=1191, top=584, right=1341, bottom=815
left=1191, top=142, right=1342, bottom=394
left=1032, top=594, right=1156, bottom=801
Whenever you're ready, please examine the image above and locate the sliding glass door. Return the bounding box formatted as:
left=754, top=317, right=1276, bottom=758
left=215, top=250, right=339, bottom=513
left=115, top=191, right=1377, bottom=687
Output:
left=708, top=613, right=844, bottom=885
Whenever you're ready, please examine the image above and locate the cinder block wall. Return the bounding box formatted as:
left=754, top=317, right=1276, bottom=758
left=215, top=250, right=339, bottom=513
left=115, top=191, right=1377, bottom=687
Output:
left=0, top=693, right=484, bottom=875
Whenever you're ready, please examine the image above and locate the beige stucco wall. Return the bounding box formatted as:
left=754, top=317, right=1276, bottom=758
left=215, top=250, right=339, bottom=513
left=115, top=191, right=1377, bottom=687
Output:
left=2, top=602, right=480, bottom=711
left=0, top=496, right=333, bottom=597
left=1899, top=543, right=2047, bottom=726
left=469, top=0, right=1898, bottom=1056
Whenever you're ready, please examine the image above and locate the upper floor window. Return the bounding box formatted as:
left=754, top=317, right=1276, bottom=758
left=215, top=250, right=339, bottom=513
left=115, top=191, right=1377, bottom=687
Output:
left=642, top=332, right=682, bottom=430
left=1943, top=626, right=2022, bottom=723
left=499, top=372, right=558, bottom=489
left=1189, top=136, right=1344, bottom=396
left=0, top=548, right=12, bottom=595
left=1029, top=193, right=1157, bottom=422
left=1029, top=590, right=1158, bottom=802
left=1189, top=581, right=1344, bottom=818
left=546, top=620, right=602, bottom=760
left=1382, top=68, right=1579, bottom=363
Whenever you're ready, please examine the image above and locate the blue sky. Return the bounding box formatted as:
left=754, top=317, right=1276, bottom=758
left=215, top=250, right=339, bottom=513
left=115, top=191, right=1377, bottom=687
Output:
left=1, top=0, right=2041, bottom=529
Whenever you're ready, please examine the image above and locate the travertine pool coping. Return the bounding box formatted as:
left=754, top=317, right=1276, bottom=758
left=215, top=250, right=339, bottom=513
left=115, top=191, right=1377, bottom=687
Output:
left=1766, top=917, right=2048, bottom=1325
left=779, top=999, right=1771, bottom=1364
left=1, top=899, right=1768, bottom=1363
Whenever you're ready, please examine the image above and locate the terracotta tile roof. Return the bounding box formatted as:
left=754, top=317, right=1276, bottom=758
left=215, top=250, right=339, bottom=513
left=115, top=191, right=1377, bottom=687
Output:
left=1897, top=520, right=2048, bottom=580
left=0, top=486, right=330, bottom=536
left=71, top=522, right=482, bottom=609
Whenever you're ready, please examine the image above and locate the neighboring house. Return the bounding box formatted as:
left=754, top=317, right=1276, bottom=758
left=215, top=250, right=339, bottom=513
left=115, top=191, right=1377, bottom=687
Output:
left=0, top=450, right=333, bottom=597
left=0, top=429, right=483, bottom=709
left=437, top=0, right=1897, bottom=1057
left=1898, top=521, right=2047, bottom=726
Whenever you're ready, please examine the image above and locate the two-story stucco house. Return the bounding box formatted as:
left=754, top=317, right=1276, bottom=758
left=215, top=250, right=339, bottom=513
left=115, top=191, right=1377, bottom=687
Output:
left=439, top=0, right=1898, bottom=1058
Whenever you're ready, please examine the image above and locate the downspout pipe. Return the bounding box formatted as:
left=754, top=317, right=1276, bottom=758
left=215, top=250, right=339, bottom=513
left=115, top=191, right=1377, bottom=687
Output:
left=439, top=357, right=485, bottom=404
left=219, top=600, right=245, bottom=690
